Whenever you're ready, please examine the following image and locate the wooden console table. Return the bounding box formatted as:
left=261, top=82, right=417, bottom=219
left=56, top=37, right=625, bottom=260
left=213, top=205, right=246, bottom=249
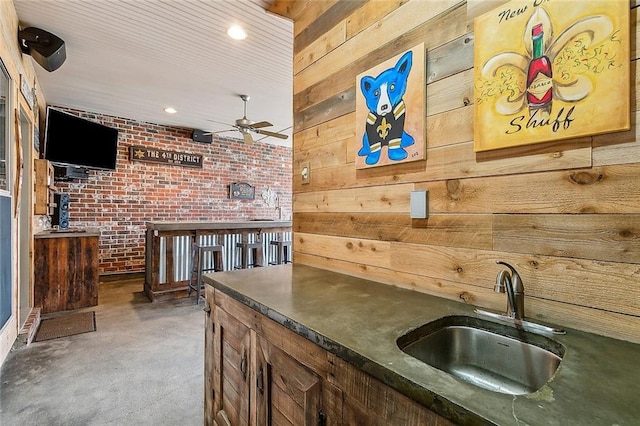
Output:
left=34, top=229, right=100, bottom=314
left=144, top=221, right=292, bottom=301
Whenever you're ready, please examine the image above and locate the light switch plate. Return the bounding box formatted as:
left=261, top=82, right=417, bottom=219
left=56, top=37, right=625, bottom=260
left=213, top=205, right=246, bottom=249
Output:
left=410, top=190, right=428, bottom=219
left=301, top=163, right=310, bottom=185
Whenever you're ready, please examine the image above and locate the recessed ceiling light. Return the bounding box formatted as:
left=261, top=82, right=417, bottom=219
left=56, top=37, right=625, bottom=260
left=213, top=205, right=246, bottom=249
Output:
left=164, top=107, right=177, bottom=114
left=227, top=25, right=247, bottom=40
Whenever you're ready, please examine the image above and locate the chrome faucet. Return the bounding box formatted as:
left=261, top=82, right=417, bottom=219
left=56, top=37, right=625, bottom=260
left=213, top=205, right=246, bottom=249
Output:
left=475, top=261, right=565, bottom=334
left=494, top=261, right=524, bottom=320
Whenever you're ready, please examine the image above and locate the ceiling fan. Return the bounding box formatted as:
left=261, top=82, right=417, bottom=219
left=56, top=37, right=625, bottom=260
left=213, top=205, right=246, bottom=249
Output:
left=207, top=95, right=289, bottom=144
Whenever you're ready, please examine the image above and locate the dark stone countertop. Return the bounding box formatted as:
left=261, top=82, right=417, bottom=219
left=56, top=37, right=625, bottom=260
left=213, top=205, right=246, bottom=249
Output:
left=203, top=263, right=640, bottom=425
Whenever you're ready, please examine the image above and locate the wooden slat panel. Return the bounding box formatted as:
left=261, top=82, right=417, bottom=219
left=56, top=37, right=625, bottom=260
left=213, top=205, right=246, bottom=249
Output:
left=293, top=138, right=348, bottom=169
left=295, top=131, right=591, bottom=200
left=329, top=355, right=455, bottom=425
left=426, top=106, right=473, bottom=149
left=294, top=252, right=640, bottom=343
left=294, top=2, right=470, bottom=114
left=294, top=212, right=493, bottom=250
left=217, top=290, right=330, bottom=375
left=294, top=20, right=346, bottom=74
left=294, top=112, right=355, bottom=152
left=294, top=0, right=464, bottom=91
left=294, top=183, right=414, bottom=213
left=294, top=28, right=475, bottom=132
left=267, top=0, right=315, bottom=21
left=294, top=88, right=355, bottom=132
left=494, top=214, right=640, bottom=264
left=292, top=110, right=354, bottom=172
left=290, top=0, right=640, bottom=344
left=34, top=235, right=99, bottom=314
left=593, top=110, right=640, bottom=166
left=390, top=242, right=640, bottom=317
left=423, top=164, right=640, bottom=214
left=295, top=232, right=392, bottom=268
left=465, top=0, right=509, bottom=22
left=293, top=137, right=592, bottom=194
left=294, top=0, right=364, bottom=53
left=292, top=0, right=338, bottom=34
left=345, top=0, right=410, bottom=40
left=426, top=68, right=474, bottom=116
left=426, top=139, right=591, bottom=182
left=294, top=236, right=640, bottom=320
left=426, top=32, right=474, bottom=84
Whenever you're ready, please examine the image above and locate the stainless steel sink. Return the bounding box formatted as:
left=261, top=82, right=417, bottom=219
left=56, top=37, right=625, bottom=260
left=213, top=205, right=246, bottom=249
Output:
left=397, top=316, right=565, bottom=395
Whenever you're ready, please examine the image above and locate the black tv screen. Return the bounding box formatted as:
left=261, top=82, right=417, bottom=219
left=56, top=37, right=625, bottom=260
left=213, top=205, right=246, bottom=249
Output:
left=44, top=107, right=119, bottom=170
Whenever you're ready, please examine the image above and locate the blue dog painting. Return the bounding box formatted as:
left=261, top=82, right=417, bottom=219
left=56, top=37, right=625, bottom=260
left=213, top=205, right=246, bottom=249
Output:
left=357, top=50, right=415, bottom=166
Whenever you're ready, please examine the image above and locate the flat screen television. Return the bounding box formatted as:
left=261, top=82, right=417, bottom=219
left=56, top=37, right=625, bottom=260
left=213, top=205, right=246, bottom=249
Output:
left=44, top=107, right=119, bottom=170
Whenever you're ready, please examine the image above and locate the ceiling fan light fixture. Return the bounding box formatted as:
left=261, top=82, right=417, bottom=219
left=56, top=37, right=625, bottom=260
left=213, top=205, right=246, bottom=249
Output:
left=227, top=25, right=247, bottom=40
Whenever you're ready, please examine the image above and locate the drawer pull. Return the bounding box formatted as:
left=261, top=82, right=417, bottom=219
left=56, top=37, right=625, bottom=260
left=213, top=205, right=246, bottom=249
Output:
left=240, top=349, right=248, bottom=381
left=257, top=365, right=264, bottom=394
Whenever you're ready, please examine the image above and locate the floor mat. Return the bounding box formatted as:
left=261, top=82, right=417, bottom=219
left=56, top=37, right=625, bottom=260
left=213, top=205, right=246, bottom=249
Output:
left=34, top=311, right=96, bottom=342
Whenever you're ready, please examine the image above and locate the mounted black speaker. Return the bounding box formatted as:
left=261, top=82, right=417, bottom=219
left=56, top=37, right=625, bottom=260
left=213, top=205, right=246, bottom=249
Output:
left=18, top=27, right=66, bottom=72
left=52, top=193, right=70, bottom=230
left=192, top=129, right=213, bottom=144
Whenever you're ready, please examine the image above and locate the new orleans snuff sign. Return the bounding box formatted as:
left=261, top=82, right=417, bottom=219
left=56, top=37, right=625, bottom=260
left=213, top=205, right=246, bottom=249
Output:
left=129, top=145, right=203, bottom=168
left=474, top=0, right=630, bottom=152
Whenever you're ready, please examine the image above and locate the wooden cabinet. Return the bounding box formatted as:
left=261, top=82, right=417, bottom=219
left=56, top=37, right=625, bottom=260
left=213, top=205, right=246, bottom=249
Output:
left=204, top=287, right=453, bottom=426
left=213, top=303, right=252, bottom=425
left=34, top=159, right=55, bottom=215
left=34, top=232, right=99, bottom=313
left=205, top=286, right=341, bottom=426
left=255, top=335, right=323, bottom=425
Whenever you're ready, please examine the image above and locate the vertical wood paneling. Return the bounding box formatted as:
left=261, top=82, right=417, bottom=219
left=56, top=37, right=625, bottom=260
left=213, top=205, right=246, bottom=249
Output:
left=288, top=1, right=640, bottom=343
left=34, top=235, right=99, bottom=314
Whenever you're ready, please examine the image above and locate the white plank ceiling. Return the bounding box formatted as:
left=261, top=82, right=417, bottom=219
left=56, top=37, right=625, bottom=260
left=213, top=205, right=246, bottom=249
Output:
left=13, top=0, right=293, bottom=146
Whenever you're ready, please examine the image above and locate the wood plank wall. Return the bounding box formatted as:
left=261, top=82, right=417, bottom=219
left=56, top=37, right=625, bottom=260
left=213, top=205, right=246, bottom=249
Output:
left=270, top=0, right=640, bottom=343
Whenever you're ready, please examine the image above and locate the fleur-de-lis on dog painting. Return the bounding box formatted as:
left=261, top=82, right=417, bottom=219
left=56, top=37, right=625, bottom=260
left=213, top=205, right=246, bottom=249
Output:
left=355, top=44, right=425, bottom=169
left=474, top=0, right=629, bottom=152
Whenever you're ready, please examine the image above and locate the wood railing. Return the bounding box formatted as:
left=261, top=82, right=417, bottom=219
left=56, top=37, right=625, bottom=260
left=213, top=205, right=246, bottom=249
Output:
left=144, top=221, right=292, bottom=301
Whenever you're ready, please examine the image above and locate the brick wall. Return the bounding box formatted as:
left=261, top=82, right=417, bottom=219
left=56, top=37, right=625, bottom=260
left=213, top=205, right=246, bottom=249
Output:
left=50, top=107, right=292, bottom=275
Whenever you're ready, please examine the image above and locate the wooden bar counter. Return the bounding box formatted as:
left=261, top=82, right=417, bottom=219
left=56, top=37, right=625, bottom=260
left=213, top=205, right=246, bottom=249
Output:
left=144, top=220, right=292, bottom=301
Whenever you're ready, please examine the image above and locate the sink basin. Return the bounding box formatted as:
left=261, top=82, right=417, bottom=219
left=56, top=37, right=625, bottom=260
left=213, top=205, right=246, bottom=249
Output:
left=397, top=316, right=565, bottom=395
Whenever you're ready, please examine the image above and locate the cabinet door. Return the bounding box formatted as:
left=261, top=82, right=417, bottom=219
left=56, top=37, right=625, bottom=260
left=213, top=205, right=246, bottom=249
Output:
left=213, top=306, right=252, bottom=426
left=254, top=335, right=323, bottom=426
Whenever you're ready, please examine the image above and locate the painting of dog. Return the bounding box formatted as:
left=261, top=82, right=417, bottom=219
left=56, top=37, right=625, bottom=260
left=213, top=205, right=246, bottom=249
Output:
left=356, top=44, right=425, bottom=169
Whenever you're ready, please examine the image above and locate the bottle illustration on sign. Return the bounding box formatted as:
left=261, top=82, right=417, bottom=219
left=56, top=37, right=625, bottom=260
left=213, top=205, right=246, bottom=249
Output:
left=526, top=23, right=553, bottom=112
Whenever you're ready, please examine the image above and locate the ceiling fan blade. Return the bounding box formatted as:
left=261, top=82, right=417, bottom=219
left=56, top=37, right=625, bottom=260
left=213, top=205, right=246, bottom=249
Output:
left=206, top=119, right=235, bottom=127
left=210, top=129, right=237, bottom=134
left=250, top=121, right=272, bottom=129
left=254, top=129, right=288, bottom=139
left=243, top=132, right=254, bottom=144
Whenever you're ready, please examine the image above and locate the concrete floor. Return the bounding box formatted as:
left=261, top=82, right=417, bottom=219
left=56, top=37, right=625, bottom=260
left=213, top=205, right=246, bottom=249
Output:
left=0, top=276, right=205, bottom=425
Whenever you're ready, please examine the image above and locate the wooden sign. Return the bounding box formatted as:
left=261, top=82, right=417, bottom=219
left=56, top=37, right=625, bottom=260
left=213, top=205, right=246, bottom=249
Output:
left=230, top=182, right=255, bottom=200
left=129, top=145, right=203, bottom=168
left=473, top=0, right=630, bottom=152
